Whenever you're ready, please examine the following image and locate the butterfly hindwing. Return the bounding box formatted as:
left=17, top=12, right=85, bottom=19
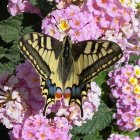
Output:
left=72, top=40, right=123, bottom=86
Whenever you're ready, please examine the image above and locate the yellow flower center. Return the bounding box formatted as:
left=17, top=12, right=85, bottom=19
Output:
left=119, top=0, right=131, bottom=5
left=134, top=117, right=140, bottom=127
left=134, top=85, right=140, bottom=94
left=120, top=0, right=125, bottom=3
left=134, top=66, right=140, bottom=77
left=129, top=77, right=138, bottom=85
left=59, top=19, right=70, bottom=31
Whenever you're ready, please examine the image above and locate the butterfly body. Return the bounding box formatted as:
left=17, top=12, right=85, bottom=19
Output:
left=19, top=32, right=123, bottom=116
left=59, top=36, right=73, bottom=89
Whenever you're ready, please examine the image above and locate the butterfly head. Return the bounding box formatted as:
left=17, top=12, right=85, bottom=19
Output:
left=62, top=35, right=72, bottom=51
left=63, top=35, right=71, bottom=43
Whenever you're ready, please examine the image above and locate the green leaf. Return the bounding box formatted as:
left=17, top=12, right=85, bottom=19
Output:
left=71, top=135, right=81, bottom=140
left=71, top=101, right=113, bottom=135
left=94, top=69, right=111, bottom=104
left=0, top=62, right=14, bottom=74
left=0, top=15, right=23, bottom=43
left=37, top=0, right=56, bottom=17
left=129, top=54, right=140, bottom=64
left=6, top=41, right=20, bottom=63
left=83, top=133, right=103, bottom=140
left=136, top=3, right=140, bottom=8
left=71, top=132, right=103, bottom=140
left=30, top=0, right=38, bottom=6
left=94, top=70, right=109, bottom=88
left=20, top=26, right=34, bottom=37
left=0, top=41, right=20, bottom=74
left=0, top=47, right=7, bottom=59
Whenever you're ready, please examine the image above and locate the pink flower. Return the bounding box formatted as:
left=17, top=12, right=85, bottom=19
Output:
left=87, top=0, right=102, bottom=15
left=134, top=137, right=140, bottom=140
left=22, top=127, right=37, bottom=140
left=65, top=5, right=81, bottom=18
left=11, top=113, right=71, bottom=140
left=96, top=0, right=109, bottom=8
left=99, top=15, right=110, bottom=28
left=122, top=83, right=133, bottom=94
left=36, top=129, right=48, bottom=140
left=82, top=102, right=93, bottom=120
left=7, top=0, right=41, bottom=16
left=69, top=12, right=89, bottom=29
left=33, top=114, right=46, bottom=129
left=11, top=124, right=22, bottom=139
left=25, top=72, right=40, bottom=88
left=106, top=4, right=120, bottom=17
left=107, top=134, right=132, bottom=140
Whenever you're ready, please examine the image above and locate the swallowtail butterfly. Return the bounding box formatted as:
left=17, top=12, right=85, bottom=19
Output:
left=19, top=32, right=123, bottom=116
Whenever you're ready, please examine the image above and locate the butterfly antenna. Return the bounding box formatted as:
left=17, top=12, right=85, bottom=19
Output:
left=70, top=21, right=91, bottom=41
left=50, top=15, right=68, bottom=35
left=49, top=15, right=60, bottom=29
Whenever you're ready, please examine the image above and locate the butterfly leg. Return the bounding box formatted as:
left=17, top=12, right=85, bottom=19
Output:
left=42, top=79, right=61, bottom=115
left=69, top=83, right=91, bottom=117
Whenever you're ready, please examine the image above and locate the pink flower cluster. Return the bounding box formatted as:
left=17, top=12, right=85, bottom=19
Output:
left=107, top=134, right=140, bottom=140
left=108, top=63, right=140, bottom=131
left=7, top=0, right=41, bottom=16
left=0, top=60, right=44, bottom=129
left=42, top=1, right=134, bottom=41
left=9, top=114, right=71, bottom=140
left=42, top=5, right=100, bottom=42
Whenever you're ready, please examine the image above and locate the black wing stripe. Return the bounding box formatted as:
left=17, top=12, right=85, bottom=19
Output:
left=20, top=39, right=51, bottom=78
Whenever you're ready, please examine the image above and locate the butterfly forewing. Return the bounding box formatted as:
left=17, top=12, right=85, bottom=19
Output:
left=72, top=40, right=123, bottom=86
left=19, top=32, right=62, bottom=79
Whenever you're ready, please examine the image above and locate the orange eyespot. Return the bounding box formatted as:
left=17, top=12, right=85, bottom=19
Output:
left=64, top=92, right=71, bottom=99
left=55, top=92, right=62, bottom=99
